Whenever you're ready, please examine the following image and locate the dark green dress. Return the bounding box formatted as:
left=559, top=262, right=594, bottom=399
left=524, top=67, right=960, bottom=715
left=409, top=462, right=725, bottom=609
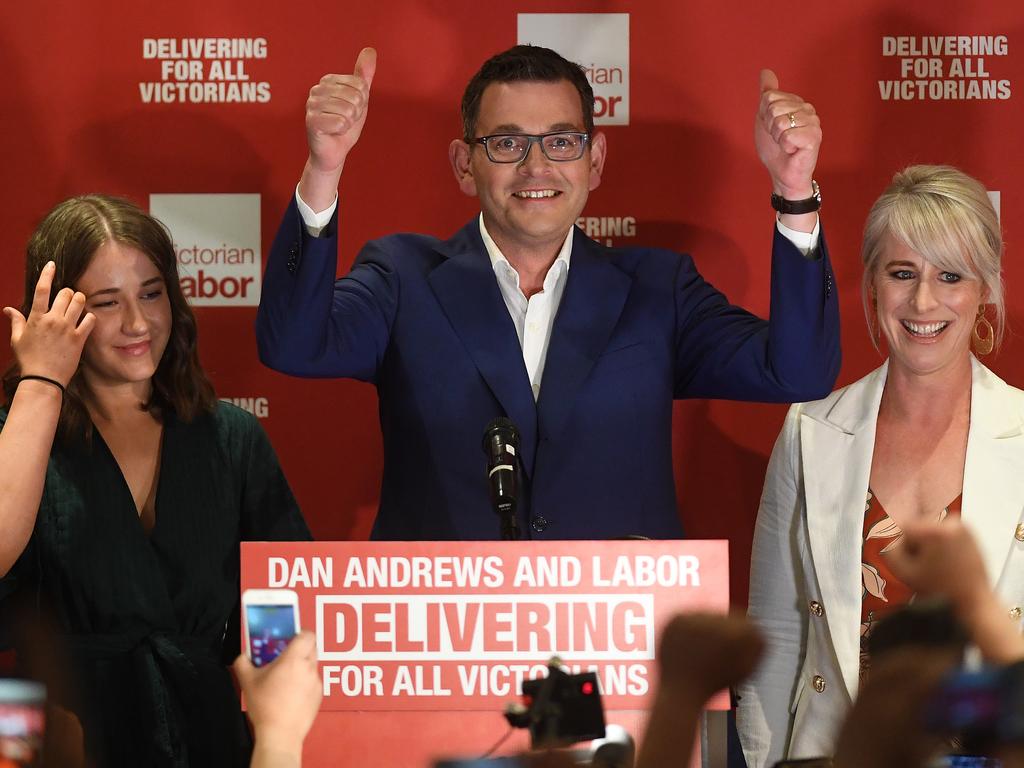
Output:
left=0, top=403, right=311, bottom=767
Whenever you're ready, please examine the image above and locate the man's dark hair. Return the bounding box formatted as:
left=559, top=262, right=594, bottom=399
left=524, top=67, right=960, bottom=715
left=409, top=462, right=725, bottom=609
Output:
left=461, top=45, right=595, bottom=140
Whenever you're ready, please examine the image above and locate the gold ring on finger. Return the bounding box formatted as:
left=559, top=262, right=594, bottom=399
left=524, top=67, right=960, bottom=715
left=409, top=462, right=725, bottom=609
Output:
left=788, top=113, right=797, bottom=129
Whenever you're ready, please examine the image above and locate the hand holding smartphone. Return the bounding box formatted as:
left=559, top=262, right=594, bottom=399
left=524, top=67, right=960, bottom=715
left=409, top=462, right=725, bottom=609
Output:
left=242, top=589, right=300, bottom=667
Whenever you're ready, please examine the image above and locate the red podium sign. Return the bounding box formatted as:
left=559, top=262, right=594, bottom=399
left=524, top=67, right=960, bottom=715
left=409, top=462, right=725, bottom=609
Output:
left=242, top=540, right=729, bottom=711
left=241, top=540, right=728, bottom=765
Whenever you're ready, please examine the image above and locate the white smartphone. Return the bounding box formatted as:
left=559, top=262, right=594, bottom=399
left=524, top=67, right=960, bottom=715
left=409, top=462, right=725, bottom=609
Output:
left=241, top=588, right=300, bottom=667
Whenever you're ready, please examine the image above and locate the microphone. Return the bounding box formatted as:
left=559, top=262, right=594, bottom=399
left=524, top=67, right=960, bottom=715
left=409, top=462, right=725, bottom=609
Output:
left=482, top=417, right=520, bottom=540
left=588, top=724, right=635, bottom=768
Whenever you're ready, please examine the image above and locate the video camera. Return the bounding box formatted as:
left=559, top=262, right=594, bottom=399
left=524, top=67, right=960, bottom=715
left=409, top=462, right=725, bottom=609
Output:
left=436, top=657, right=634, bottom=768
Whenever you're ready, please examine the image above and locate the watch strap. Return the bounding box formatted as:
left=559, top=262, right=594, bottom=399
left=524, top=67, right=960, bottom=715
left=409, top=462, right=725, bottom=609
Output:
left=771, top=180, right=821, bottom=215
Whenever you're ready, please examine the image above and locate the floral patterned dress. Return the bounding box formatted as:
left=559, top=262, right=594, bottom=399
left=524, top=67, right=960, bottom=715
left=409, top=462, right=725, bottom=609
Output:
left=859, top=488, right=962, bottom=677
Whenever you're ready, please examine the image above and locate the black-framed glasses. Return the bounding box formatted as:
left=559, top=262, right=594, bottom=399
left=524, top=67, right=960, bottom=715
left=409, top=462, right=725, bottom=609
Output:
left=473, top=131, right=590, bottom=163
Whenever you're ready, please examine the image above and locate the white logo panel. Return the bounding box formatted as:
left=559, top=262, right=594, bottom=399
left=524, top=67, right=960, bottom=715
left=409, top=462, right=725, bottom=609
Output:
left=989, top=190, right=1000, bottom=221
left=517, top=13, right=629, bottom=126
left=150, top=193, right=261, bottom=307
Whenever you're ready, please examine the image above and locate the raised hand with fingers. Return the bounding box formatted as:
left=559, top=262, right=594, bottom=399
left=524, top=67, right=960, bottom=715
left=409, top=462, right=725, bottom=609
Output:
left=0, top=260, right=96, bottom=578
left=234, top=631, right=322, bottom=768
left=754, top=69, right=821, bottom=203
left=299, top=47, right=377, bottom=211
left=4, top=261, right=95, bottom=388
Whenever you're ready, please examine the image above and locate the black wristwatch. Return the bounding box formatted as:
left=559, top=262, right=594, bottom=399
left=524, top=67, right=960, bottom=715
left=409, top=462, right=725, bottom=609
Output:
left=771, top=180, right=821, bottom=215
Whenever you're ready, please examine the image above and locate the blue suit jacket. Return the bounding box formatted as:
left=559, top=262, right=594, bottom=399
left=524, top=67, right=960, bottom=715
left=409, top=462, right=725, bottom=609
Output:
left=256, top=201, right=840, bottom=540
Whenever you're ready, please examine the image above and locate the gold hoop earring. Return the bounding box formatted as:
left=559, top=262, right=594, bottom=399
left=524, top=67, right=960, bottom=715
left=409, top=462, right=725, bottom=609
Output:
left=973, top=305, right=994, bottom=356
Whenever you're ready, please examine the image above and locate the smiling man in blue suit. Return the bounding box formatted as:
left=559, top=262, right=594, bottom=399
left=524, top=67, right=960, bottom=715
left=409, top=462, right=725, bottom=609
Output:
left=256, top=44, right=840, bottom=541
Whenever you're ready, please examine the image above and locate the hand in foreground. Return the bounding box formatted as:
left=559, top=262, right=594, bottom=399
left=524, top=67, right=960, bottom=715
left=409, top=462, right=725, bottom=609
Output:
left=305, top=47, right=377, bottom=177
left=754, top=69, right=821, bottom=200
left=233, top=631, right=322, bottom=764
left=44, top=705, right=86, bottom=768
left=657, top=612, right=764, bottom=702
left=884, top=520, right=989, bottom=611
left=834, top=648, right=954, bottom=768
left=886, top=520, right=1024, bottom=663
left=636, top=613, right=764, bottom=768
left=3, top=261, right=95, bottom=387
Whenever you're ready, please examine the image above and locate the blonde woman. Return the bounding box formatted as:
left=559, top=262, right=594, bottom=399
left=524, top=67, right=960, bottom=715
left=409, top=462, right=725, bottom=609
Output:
left=737, top=165, right=1024, bottom=767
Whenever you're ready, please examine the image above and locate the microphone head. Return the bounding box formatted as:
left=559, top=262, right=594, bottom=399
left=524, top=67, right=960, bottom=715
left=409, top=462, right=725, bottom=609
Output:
left=482, top=416, right=519, bottom=452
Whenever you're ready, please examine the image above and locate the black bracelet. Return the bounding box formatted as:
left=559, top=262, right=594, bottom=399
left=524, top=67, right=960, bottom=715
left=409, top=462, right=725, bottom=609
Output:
left=17, top=375, right=66, bottom=397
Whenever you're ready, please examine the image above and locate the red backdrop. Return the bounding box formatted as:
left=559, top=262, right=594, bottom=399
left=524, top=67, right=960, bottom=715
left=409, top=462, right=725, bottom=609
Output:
left=2, top=0, right=1021, bottom=607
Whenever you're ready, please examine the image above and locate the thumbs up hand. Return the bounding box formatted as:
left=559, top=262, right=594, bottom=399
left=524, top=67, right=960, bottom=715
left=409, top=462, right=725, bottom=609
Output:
left=754, top=68, right=821, bottom=202
left=306, top=47, right=377, bottom=173
left=299, top=47, right=377, bottom=210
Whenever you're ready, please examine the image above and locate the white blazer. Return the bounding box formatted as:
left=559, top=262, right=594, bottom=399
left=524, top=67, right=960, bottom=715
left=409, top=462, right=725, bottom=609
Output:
left=736, top=358, right=1024, bottom=768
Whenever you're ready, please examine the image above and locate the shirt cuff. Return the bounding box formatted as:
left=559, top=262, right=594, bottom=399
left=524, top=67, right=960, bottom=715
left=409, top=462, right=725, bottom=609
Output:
left=775, top=215, right=820, bottom=258
left=295, top=184, right=338, bottom=237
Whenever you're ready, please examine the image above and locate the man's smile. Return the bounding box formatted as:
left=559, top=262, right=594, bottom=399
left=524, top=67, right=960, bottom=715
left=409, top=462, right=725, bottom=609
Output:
left=512, top=189, right=561, bottom=199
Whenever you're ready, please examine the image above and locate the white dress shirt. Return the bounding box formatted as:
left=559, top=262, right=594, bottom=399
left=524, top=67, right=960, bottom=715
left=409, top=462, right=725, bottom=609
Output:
left=294, top=187, right=820, bottom=401
left=478, top=215, right=571, bottom=400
